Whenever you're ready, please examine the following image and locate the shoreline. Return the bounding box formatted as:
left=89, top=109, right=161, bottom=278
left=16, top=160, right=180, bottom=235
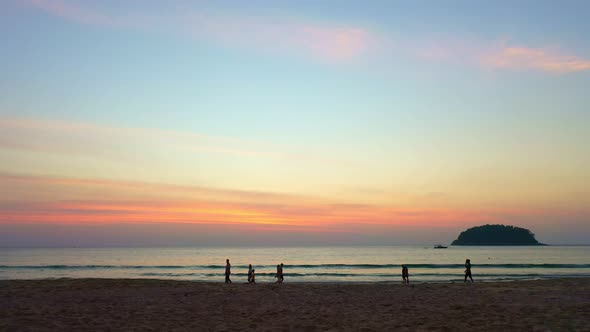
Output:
left=3, top=276, right=590, bottom=284
left=3, top=278, right=590, bottom=331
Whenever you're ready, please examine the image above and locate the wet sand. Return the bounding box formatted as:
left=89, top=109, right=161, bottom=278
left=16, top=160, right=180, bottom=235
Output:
left=2, top=278, right=589, bottom=331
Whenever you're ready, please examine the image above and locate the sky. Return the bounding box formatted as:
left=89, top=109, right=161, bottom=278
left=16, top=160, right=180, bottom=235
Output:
left=1, top=0, right=589, bottom=246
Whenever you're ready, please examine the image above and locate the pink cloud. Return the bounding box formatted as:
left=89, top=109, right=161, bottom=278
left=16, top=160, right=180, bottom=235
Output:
left=19, top=0, right=372, bottom=63
left=3, top=173, right=588, bottom=245
left=18, top=1, right=589, bottom=72
left=23, top=0, right=115, bottom=26
left=412, top=38, right=590, bottom=74
left=481, top=45, right=590, bottom=73
left=299, top=26, right=369, bottom=61
left=180, top=13, right=373, bottom=62
left=20, top=0, right=159, bottom=30
left=23, top=0, right=111, bottom=25
left=0, top=172, right=496, bottom=228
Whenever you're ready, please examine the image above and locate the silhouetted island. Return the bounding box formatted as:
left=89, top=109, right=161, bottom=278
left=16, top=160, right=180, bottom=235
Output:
left=451, top=224, right=546, bottom=246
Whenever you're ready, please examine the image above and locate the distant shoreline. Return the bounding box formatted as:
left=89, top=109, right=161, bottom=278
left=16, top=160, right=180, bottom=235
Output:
left=450, top=243, right=549, bottom=246
left=5, top=244, right=590, bottom=249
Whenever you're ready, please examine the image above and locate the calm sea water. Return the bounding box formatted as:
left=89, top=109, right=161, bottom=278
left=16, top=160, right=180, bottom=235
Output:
left=1, top=246, right=589, bottom=283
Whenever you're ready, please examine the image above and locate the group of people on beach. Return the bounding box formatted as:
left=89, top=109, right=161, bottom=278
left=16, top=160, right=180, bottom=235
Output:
left=224, top=259, right=284, bottom=284
left=402, top=259, right=473, bottom=284
left=225, top=258, right=474, bottom=284
left=402, top=259, right=474, bottom=284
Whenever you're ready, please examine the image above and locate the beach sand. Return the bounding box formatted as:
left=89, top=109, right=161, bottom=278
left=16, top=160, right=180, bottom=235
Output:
left=2, top=278, right=589, bottom=331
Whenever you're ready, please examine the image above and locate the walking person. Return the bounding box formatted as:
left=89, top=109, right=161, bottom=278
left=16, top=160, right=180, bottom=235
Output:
left=402, top=264, right=409, bottom=285
left=279, top=263, right=284, bottom=283
left=464, top=259, right=473, bottom=283
left=250, top=269, right=256, bottom=284
left=225, top=259, right=232, bottom=283
left=247, top=264, right=253, bottom=283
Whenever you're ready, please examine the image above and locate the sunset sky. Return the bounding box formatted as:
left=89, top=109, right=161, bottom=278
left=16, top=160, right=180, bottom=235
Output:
left=1, top=0, right=589, bottom=246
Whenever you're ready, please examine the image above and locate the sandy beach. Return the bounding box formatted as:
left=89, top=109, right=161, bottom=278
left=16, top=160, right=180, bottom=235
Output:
left=1, top=278, right=589, bottom=331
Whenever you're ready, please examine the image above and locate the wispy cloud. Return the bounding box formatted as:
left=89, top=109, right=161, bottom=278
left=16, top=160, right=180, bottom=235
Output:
left=24, top=0, right=113, bottom=26
left=20, top=0, right=159, bottom=29
left=18, top=1, right=590, bottom=73
left=0, top=173, right=494, bottom=228
left=480, top=45, right=590, bottom=74
left=19, top=0, right=373, bottom=63
left=192, top=17, right=371, bottom=62
left=0, top=116, right=340, bottom=165
left=0, top=172, right=302, bottom=203
left=2, top=173, right=585, bottom=245
left=412, top=38, right=590, bottom=74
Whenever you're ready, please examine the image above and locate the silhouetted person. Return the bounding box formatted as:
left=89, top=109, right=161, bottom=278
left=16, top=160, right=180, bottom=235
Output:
left=464, top=259, right=473, bottom=283
left=225, top=259, right=232, bottom=283
left=275, top=264, right=282, bottom=284
left=247, top=264, right=253, bottom=283
left=402, top=264, right=409, bottom=285
left=280, top=263, right=284, bottom=283
left=250, top=269, right=256, bottom=284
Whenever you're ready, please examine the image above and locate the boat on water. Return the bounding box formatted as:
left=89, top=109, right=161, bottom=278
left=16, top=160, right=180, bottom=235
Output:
left=433, top=244, right=448, bottom=249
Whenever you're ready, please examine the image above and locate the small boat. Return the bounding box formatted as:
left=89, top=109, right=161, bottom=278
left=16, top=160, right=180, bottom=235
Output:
left=434, top=244, right=448, bottom=249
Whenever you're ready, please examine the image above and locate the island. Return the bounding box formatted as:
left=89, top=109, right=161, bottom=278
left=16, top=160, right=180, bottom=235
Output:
left=451, top=224, right=545, bottom=246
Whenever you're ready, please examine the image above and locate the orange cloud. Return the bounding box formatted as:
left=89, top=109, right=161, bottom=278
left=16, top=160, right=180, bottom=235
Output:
left=0, top=198, right=489, bottom=229
left=0, top=173, right=540, bottom=230
left=481, top=46, right=590, bottom=73
left=4, top=172, right=587, bottom=247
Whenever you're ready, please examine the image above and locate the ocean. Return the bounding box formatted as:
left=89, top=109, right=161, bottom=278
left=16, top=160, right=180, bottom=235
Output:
left=1, top=246, right=589, bottom=283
